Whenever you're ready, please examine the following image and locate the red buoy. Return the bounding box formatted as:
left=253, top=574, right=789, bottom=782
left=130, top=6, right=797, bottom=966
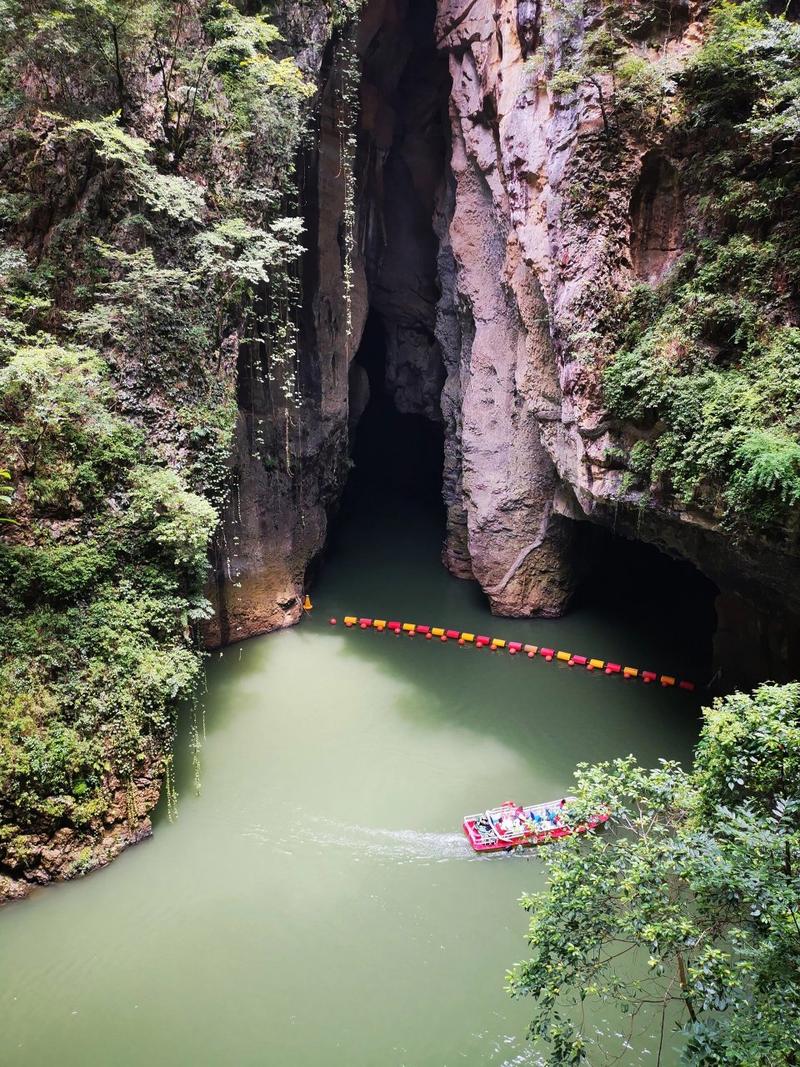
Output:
left=329, top=618, right=337, bottom=626
left=509, top=647, right=517, bottom=655
left=425, top=633, right=432, bottom=640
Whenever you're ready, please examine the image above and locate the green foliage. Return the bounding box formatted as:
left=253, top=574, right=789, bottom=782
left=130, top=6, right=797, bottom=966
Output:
left=548, top=2, right=676, bottom=136
left=72, top=241, right=211, bottom=362
left=126, top=466, right=217, bottom=573
left=194, top=216, right=305, bottom=294
left=694, top=682, right=800, bottom=816
left=602, top=3, right=800, bottom=535
left=0, top=540, right=116, bottom=604
left=0, top=0, right=325, bottom=877
left=53, top=114, right=205, bottom=222
left=326, top=0, right=365, bottom=29
left=0, top=466, right=13, bottom=523
left=509, top=683, right=800, bottom=1066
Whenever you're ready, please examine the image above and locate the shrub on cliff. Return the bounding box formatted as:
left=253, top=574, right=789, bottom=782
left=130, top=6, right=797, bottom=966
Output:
left=602, top=1, right=800, bottom=538
left=509, top=682, right=800, bottom=1066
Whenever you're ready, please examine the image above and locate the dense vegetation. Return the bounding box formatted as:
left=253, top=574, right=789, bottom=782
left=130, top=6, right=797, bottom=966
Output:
left=0, top=0, right=349, bottom=890
left=509, top=682, right=800, bottom=1066
left=560, top=1, right=800, bottom=538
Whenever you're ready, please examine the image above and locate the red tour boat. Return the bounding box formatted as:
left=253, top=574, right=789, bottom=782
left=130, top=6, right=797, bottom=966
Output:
left=463, top=797, right=609, bottom=853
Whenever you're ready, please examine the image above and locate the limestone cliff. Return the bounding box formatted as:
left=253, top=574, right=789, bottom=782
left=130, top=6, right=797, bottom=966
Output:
left=433, top=0, right=800, bottom=681
left=213, top=0, right=800, bottom=685
left=206, top=0, right=448, bottom=643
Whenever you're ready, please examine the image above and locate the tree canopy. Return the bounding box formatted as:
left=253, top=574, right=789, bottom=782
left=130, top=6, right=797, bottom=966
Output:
left=508, top=682, right=800, bottom=1066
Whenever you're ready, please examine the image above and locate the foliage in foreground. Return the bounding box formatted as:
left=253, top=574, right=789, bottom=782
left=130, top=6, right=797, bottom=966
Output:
left=508, top=682, right=800, bottom=1066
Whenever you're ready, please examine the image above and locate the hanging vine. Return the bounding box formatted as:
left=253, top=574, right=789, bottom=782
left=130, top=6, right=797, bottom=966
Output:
left=163, top=754, right=179, bottom=823
left=335, top=26, right=362, bottom=355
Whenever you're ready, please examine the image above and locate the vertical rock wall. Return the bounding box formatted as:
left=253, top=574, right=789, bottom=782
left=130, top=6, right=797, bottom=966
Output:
left=206, top=0, right=449, bottom=645
left=434, top=0, right=800, bottom=681
left=207, top=0, right=799, bottom=685
left=205, top=18, right=370, bottom=646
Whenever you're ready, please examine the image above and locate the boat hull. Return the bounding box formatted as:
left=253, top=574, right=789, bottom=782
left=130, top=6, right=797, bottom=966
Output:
left=463, top=800, right=608, bottom=853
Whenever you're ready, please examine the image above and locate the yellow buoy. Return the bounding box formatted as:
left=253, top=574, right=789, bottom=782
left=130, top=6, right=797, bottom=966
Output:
left=303, top=594, right=313, bottom=611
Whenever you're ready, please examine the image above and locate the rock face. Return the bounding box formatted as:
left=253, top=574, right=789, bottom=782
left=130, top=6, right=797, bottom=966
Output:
left=206, top=0, right=449, bottom=645
left=211, top=0, right=799, bottom=686
left=205, top=13, right=370, bottom=647
left=0, top=763, right=161, bottom=904
left=436, top=26, right=575, bottom=616
left=433, top=0, right=800, bottom=681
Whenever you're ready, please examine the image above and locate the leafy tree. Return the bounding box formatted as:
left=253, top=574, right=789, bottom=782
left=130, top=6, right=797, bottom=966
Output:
left=508, top=683, right=800, bottom=1066
left=0, top=0, right=157, bottom=116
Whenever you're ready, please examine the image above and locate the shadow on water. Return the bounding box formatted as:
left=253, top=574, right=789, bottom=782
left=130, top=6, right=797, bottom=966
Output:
left=306, top=492, right=709, bottom=772
left=167, top=316, right=719, bottom=808
left=303, top=345, right=714, bottom=770
left=166, top=337, right=718, bottom=821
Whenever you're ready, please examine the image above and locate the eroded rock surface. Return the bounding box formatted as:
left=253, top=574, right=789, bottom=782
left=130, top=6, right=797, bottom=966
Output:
left=433, top=0, right=800, bottom=678
left=0, top=763, right=161, bottom=903
left=210, top=0, right=799, bottom=685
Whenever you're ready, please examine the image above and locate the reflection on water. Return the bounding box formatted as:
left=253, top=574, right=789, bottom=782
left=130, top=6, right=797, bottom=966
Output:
left=0, top=490, right=713, bottom=1066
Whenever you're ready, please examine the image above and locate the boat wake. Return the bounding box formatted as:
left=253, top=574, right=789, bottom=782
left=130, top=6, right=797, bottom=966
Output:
left=241, top=813, right=532, bottom=863
left=301, top=816, right=514, bottom=864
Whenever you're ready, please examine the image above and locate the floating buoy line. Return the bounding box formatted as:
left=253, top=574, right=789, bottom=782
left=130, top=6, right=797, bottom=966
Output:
left=330, top=615, right=696, bottom=692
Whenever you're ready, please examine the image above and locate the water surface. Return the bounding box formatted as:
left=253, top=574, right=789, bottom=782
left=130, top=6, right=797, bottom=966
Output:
left=1, top=493, right=710, bottom=1065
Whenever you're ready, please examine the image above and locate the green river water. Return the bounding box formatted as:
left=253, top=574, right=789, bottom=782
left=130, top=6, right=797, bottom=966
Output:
left=1, top=489, right=713, bottom=1066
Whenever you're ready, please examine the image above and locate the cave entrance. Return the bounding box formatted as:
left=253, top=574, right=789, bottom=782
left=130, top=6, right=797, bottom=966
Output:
left=343, top=309, right=445, bottom=516
left=336, top=0, right=449, bottom=525
left=573, top=522, right=719, bottom=684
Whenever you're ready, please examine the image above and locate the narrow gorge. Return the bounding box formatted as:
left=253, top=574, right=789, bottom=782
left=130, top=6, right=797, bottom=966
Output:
left=2, top=2, right=800, bottom=1061
left=208, top=0, right=800, bottom=687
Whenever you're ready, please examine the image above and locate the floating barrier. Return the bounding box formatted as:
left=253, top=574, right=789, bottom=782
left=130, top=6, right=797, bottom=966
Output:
left=330, top=616, right=697, bottom=692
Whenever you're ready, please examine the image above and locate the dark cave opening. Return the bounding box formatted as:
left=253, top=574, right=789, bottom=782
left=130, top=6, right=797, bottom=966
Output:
left=321, top=0, right=716, bottom=690
left=343, top=309, right=445, bottom=514
left=573, top=522, right=719, bottom=684
left=335, top=0, right=449, bottom=523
